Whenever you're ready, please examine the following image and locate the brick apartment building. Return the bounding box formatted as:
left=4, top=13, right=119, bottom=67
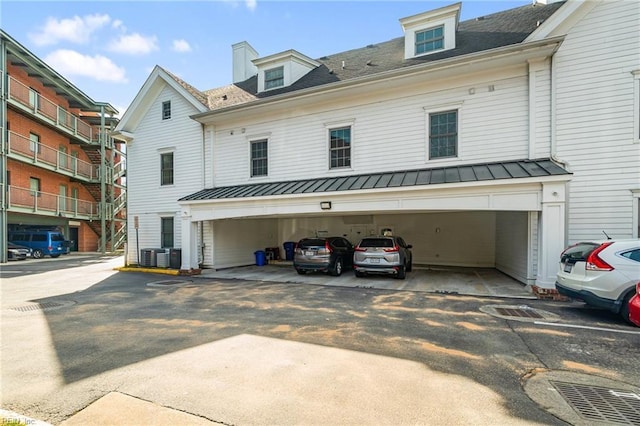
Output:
left=0, top=30, right=126, bottom=262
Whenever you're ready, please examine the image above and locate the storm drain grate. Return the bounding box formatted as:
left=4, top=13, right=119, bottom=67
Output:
left=551, top=381, right=640, bottom=425
left=494, top=307, right=544, bottom=319
left=10, top=301, right=64, bottom=313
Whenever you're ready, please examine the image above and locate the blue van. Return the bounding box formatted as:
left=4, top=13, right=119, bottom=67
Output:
left=8, top=230, right=69, bottom=259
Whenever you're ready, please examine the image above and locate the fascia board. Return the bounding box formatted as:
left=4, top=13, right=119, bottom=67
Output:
left=192, top=36, right=564, bottom=125
left=115, top=66, right=208, bottom=133
left=253, top=49, right=321, bottom=68
left=525, top=0, right=600, bottom=42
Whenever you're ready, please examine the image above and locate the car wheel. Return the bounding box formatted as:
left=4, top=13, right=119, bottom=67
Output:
left=295, top=268, right=306, bottom=275
left=330, top=258, right=343, bottom=276
left=32, top=249, right=43, bottom=259
left=406, top=259, right=412, bottom=272
left=396, top=264, right=406, bottom=280
left=51, top=254, right=60, bottom=258
left=620, top=291, right=634, bottom=324
left=355, top=270, right=365, bottom=278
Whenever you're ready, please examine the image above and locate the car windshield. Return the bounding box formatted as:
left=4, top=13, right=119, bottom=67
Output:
left=561, top=242, right=599, bottom=262
left=298, top=239, right=327, bottom=249
left=359, top=238, right=394, bottom=248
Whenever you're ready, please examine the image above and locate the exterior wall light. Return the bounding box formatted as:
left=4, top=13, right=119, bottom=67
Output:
left=320, top=201, right=332, bottom=210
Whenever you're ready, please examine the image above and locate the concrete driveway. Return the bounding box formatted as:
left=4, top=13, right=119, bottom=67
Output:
left=198, top=263, right=535, bottom=299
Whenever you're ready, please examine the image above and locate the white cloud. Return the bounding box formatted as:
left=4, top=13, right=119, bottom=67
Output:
left=108, top=33, right=158, bottom=55
left=245, top=0, right=257, bottom=12
left=172, top=39, right=192, bottom=53
left=29, top=14, right=111, bottom=46
left=44, top=49, right=127, bottom=83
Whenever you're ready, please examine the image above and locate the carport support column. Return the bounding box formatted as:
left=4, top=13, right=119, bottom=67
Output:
left=535, top=182, right=566, bottom=292
left=180, top=208, right=198, bottom=272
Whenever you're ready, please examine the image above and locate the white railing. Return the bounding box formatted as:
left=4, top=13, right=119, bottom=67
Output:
left=7, top=75, right=94, bottom=142
left=8, top=131, right=99, bottom=181
left=8, top=185, right=99, bottom=219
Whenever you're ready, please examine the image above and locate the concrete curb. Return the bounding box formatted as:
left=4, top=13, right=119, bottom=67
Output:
left=115, top=267, right=202, bottom=276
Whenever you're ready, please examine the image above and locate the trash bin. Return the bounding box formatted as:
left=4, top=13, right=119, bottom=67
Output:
left=254, top=250, right=266, bottom=266
left=283, top=241, right=296, bottom=261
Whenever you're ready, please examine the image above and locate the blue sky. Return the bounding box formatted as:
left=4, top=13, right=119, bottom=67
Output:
left=2, top=0, right=530, bottom=116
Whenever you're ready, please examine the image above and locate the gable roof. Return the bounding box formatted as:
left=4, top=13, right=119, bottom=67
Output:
left=179, top=158, right=571, bottom=202
left=201, top=1, right=565, bottom=110
left=114, top=65, right=210, bottom=136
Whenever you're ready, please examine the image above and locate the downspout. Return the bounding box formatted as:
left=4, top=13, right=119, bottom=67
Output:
left=549, top=53, right=570, bottom=248
left=200, top=122, right=205, bottom=266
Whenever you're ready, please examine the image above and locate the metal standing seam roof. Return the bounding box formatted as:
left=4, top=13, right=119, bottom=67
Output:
left=179, top=158, right=571, bottom=202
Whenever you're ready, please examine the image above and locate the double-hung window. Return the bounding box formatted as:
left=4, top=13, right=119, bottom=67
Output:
left=160, top=152, right=174, bottom=185
left=250, top=139, right=268, bottom=177
left=416, top=26, right=444, bottom=55
left=429, top=110, right=458, bottom=159
left=329, top=126, right=351, bottom=169
left=265, top=66, right=284, bottom=90
left=162, top=101, right=171, bottom=120
left=161, top=217, right=174, bottom=248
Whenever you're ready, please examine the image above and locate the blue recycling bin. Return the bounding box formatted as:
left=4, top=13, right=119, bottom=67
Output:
left=254, top=250, right=266, bottom=266
left=283, top=241, right=296, bottom=261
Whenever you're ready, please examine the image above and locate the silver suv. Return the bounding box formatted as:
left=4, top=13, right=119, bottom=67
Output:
left=353, top=236, right=413, bottom=279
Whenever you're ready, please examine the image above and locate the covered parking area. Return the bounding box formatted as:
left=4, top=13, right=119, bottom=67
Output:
left=178, top=159, right=571, bottom=294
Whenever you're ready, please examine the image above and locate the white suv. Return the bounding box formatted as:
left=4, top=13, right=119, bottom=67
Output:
left=555, top=239, right=640, bottom=323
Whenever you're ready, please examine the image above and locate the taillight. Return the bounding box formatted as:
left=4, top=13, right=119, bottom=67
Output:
left=325, top=240, right=332, bottom=253
left=636, top=282, right=640, bottom=295
left=585, top=242, right=614, bottom=271
left=383, top=245, right=399, bottom=253
left=354, top=246, right=367, bottom=252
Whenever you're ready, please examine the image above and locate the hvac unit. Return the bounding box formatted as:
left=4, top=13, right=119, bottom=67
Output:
left=139, top=248, right=166, bottom=267
left=156, top=252, right=169, bottom=268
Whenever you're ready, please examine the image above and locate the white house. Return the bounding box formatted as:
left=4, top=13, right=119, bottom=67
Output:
left=114, top=0, right=640, bottom=296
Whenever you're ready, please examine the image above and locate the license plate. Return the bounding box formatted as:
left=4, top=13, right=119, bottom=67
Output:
left=370, top=258, right=380, bottom=264
left=563, top=263, right=572, bottom=273
left=305, top=251, right=314, bottom=256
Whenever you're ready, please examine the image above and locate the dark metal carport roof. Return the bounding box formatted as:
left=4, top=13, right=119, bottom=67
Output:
left=179, top=158, right=570, bottom=202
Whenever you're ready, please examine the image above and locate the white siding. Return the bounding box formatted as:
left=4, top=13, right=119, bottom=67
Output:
left=211, top=218, right=277, bottom=268
left=126, top=84, right=205, bottom=263
left=212, top=69, right=532, bottom=187
left=495, top=211, right=530, bottom=284
left=555, top=0, right=640, bottom=242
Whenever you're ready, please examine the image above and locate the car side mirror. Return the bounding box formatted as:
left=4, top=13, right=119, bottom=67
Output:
left=407, top=244, right=413, bottom=249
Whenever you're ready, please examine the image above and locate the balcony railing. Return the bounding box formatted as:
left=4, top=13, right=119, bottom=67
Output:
left=7, top=131, right=100, bottom=181
left=7, top=75, right=94, bottom=144
left=8, top=185, right=100, bottom=219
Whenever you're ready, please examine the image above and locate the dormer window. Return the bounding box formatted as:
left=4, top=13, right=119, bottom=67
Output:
left=416, top=26, right=444, bottom=55
left=265, top=66, right=284, bottom=90
left=400, top=2, right=461, bottom=59
left=253, top=49, right=320, bottom=93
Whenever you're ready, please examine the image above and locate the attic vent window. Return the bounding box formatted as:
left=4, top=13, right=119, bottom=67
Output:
left=162, top=100, right=171, bottom=120
left=416, top=26, right=444, bottom=55
left=265, top=66, right=284, bottom=90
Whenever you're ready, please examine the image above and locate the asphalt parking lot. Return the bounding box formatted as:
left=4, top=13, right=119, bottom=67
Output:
left=1, top=254, right=639, bottom=425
